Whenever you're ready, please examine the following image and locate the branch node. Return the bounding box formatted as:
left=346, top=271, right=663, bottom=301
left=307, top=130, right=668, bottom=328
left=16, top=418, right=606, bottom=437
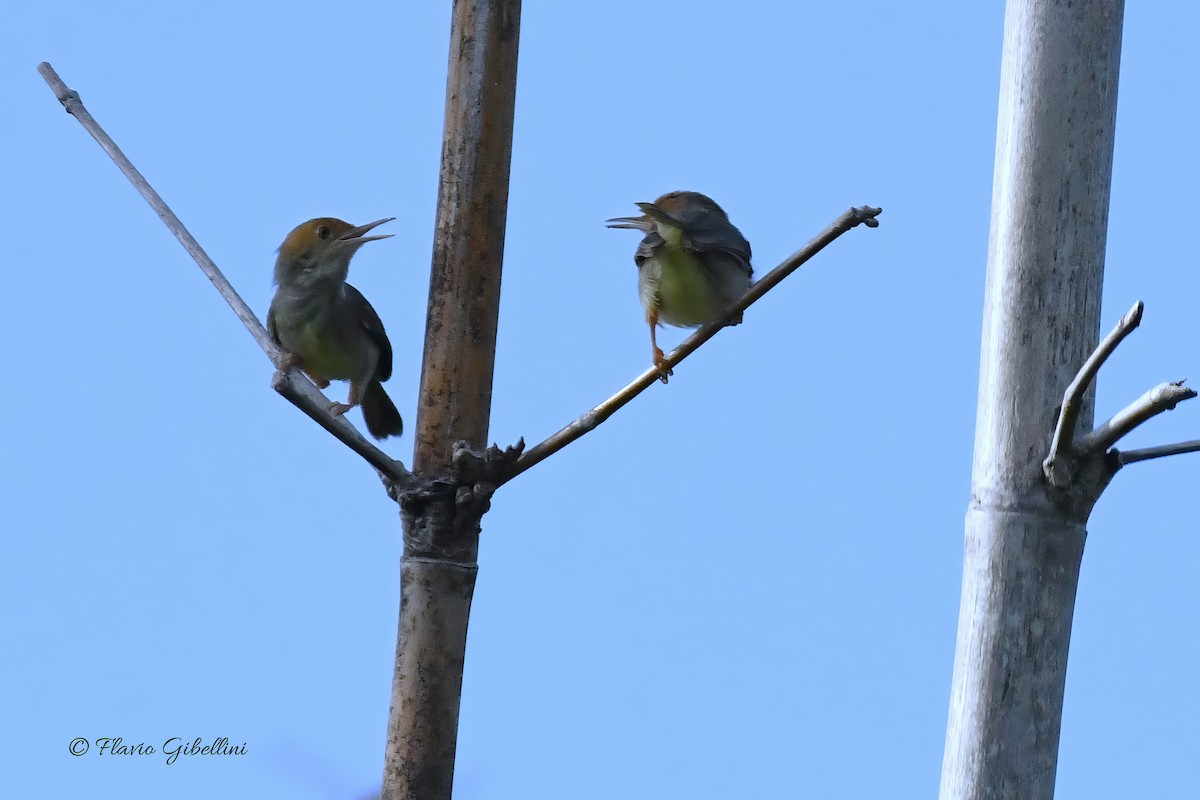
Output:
left=448, top=439, right=526, bottom=529
left=452, top=438, right=526, bottom=483
left=1043, top=302, right=1198, bottom=516
left=1122, top=299, right=1146, bottom=330
left=851, top=205, right=882, bottom=228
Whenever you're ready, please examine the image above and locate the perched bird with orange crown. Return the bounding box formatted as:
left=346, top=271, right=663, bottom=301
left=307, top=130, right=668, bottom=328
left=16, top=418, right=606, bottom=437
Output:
left=607, top=191, right=753, bottom=381
left=267, top=217, right=404, bottom=440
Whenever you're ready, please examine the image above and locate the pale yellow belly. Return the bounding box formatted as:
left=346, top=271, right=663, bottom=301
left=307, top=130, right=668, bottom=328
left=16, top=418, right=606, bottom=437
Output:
left=640, top=250, right=719, bottom=327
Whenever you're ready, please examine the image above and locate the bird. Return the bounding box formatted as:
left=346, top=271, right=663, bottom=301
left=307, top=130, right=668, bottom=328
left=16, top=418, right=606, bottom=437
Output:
left=267, top=217, right=405, bottom=440
left=606, top=191, right=753, bottom=381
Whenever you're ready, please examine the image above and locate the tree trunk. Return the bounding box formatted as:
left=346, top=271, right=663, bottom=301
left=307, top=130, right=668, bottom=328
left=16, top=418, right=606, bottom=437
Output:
left=940, top=1, right=1124, bottom=798
left=380, top=2, right=521, bottom=799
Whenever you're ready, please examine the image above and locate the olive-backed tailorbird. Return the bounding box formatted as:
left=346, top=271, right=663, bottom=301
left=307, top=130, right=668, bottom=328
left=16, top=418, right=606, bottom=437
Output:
left=606, top=191, right=753, bottom=380
left=267, top=217, right=404, bottom=440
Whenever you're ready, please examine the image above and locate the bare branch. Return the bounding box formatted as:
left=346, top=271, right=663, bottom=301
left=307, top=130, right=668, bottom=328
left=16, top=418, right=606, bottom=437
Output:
left=501, top=205, right=882, bottom=486
left=1077, top=381, right=1198, bottom=456
left=1046, top=300, right=1143, bottom=471
left=38, top=62, right=412, bottom=487
left=272, top=370, right=411, bottom=486
left=1118, top=439, right=1200, bottom=466
left=37, top=63, right=270, bottom=352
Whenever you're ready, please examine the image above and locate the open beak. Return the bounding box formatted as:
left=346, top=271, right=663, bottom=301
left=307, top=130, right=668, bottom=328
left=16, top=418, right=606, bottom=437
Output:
left=606, top=201, right=683, bottom=231
left=338, top=217, right=395, bottom=245
left=605, top=210, right=654, bottom=231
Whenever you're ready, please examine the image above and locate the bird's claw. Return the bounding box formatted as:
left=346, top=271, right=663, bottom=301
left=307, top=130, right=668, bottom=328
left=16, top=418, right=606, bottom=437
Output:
left=653, top=349, right=673, bottom=384
left=328, top=401, right=353, bottom=417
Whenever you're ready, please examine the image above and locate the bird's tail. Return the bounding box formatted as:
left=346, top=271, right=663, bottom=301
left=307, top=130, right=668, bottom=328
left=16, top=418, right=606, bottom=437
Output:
left=361, top=381, right=404, bottom=440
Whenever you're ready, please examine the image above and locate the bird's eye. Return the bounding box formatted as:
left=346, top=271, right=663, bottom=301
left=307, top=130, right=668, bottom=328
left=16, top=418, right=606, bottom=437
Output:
left=315, top=225, right=331, bottom=240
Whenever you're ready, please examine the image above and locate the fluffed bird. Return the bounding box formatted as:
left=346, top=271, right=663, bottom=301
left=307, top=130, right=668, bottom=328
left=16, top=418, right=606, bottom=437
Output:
left=267, top=217, right=404, bottom=440
left=606, top=191, right=753, bottom=381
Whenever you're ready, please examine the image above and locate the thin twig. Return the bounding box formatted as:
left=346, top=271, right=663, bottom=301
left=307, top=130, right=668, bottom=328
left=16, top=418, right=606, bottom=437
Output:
left=1077, top=381, right=1198, bottom=456
left=1046, top=300, right=1143, bottom=471
left=1118, top=439, right=1200, bottom=466
left=37, top=63, right=270, bottom=353
left=500, top=205, right=882, bottom=486
left=38, top=62, right=411, bottom=486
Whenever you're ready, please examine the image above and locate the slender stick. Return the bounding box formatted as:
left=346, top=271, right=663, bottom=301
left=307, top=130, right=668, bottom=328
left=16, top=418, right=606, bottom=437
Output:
left=1119, top=439, right=1200, bottom=465
left=38, top=63, right=269, bottom=352
left=1046, top=300, right=1143, bottom=472
left=503, top=205, right=881, bottom=485
left=37, top=61, right=411, bottom=485
left=1077, top=381, right=1197, bottom=455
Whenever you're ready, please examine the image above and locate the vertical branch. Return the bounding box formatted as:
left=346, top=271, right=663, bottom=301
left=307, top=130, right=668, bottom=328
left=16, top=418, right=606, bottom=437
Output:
left=940, top=1, right=1125, bottom=799
left=413, top=0, right=521, bottom=475
left=381, top=2, right=521, bottom=800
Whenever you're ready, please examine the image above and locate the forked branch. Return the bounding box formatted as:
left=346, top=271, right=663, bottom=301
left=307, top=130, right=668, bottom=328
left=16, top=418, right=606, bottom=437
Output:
left=37, top=62, right=411, bottom=489
left=1043, top=300, right=1197, bottom=505
left=1046, top=300, right=1143, bottom=472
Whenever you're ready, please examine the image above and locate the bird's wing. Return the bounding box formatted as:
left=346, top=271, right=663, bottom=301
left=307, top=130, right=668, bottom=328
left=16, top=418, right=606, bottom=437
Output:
left=343, top=284, right=394, bottom=382
left=684, top=219, right=753, bottom=280
left=634, top=231, right=665, bottom=268
left=266, top=304, right=280, bottom=345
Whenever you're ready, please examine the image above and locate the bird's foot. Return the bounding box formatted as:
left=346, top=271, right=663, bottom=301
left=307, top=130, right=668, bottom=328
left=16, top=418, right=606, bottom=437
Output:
left=309, top=374, right=331, bottom=389
left=328, top=401, right=354, bottom=417
left=653, top=348, right=673, bottom=384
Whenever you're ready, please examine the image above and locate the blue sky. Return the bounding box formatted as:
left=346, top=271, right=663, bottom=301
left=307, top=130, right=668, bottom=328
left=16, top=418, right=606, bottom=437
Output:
left=4, top=2, right=1198, bottom=798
